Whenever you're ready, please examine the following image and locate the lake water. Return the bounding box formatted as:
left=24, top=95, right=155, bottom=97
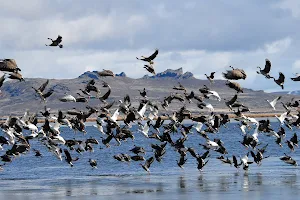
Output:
left=0, top=121, right=300, bottom=200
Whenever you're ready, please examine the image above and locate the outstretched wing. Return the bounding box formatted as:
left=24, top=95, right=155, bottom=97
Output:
left=38, top=79, right=49, bottom=92
left=278, top=72, right=285, bottom=82
left=263, top=59, right=271, bottom=73
left=42, top=89, right=54, bottom=98
left=147, top=49, right=159, bottom=60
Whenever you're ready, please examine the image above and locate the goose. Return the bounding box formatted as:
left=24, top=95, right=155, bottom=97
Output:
left=140, top=156, right=154, bottom=174
left=138, top=88, right=147, bottom=98
left=225, top=94, right=238, bottom=110
left=97, top=69, right=115, bottom=77
left=240, top=153, right=253, bottom=170
left=59, top=94, right=76, bottom=102
left=8, top=72, right=24, bottom=81
left=32, top=79, right=54, bottom=102
left=257, top=59, right=272, bottom=79
left=275, top=112, right=288, bottom=125
left=63, top=149, right=78, bottom=167
left=45, top=35, right=63, bottom=48
left=137, top=102, right=148, bottom=120
left=173, top=82, right=186, bottom=91
left=206, top=90, right=221, bottom=101
left=130, top=146, right=146, bottom=155
left=0, top=59, right=21, bottom=73
left=108, top=108, right=119, bottom=124
left=197, top=102, right=214, bottom=111
left=99, top=82, right=111, bottom=103
left=93, top=117, right=105, bottom=135
left=225, top=81, right=243, bottom=93
left=273, top=72, right=285, bottom=89
left=137, top=121, right=151, bottom=138
left=291, top=73, right=300, bottom=81
left=280, top=153, right=297, bottom=166
left=136, top=49, right=159, bottom=65
left=223, top=67, right=247, bottom=80
left=205, top=72, right=215, bottom=84
left=0, top=74, right=6, bottom=89
left=177, top=154, right=187, bottom=169
left=143, top=65, right=156, bottom=75
left=266, top=96, right=281, bottom=110
left=194, top=122, right=204, bottom=133
left=89, top=159, right=97, bottom=168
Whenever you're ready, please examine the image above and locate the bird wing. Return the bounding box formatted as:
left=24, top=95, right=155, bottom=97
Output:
left=270, top=96, right=281, bottom=108
left=124, top=94, right=130, bottom=105
left=111, top=109, right=119, bottom=122
left=278, top=72, right=285, bottom=82
left=227, top=94, right=238, bottom=105
left=138, top=103, right=148, bottom=118
left=38, top=79, right=49, bottom=92
left=263, top=59, right=271, bottom=73
left=147, top=49, right=159, bottom=60
left=42, top=89, right=54, bottom=98
left=145, top=156, right=155, bottom=168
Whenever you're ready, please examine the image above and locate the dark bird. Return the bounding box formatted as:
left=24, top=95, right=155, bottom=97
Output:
left=225, top=81, right=243, bottom=93
left=205, top=72, right=215, bottom=84
left=8, top=72, right=24, bottom=81
left=89, top=159, right=97, bottom=168
left=32, top=79, right=54, bottom=102
left=64, top=149, right=78, bottom=167
left=223, top=67, right=247, bottom=80
left=291, top=73, right=300, bottom=81
left=144, top=65, right=156, bottom=75
left=138, top=88, right=147, bottom=98
left=97, top=69, right=115, bottom=77
left=45, top=35, right=63, bottom=48
left=273, top=72, right=285, bottom=89
left=257, top=59, right=272, bottom=79
left=0, top=59, right=21, bottom=73
left=137, top=49, right=159, bottom=65
left=140, top=156, right=154, bottom=174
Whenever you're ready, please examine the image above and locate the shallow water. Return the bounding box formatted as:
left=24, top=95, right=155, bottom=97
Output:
left=0, top=122, right=300, bottom=200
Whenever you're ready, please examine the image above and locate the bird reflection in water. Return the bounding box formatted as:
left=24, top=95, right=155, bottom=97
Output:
left=178, top=176, right=186, bottom=192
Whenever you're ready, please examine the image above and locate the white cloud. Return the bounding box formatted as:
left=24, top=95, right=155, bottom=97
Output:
left=264, top=37, right=292, bottom=54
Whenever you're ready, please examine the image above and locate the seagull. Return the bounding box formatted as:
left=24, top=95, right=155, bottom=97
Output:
left=266, top=96, right=281, bottom=110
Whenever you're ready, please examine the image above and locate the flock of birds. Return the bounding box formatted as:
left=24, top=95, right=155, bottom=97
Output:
left=0, top=35, right=300, bottom=173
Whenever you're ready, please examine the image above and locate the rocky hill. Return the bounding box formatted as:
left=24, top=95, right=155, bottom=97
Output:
left=0, top=68, right=295, bottom=116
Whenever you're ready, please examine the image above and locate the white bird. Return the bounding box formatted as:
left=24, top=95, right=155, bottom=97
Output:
left=51, top=135, right=66, bottom=145
left=240, top=153, right=252, bottom=170
left=266, top=96, right=281, bottom=110
left=206, top=90, right=221, bottom=101
left=93, top=118, right=105, bottom=135
left=138, top=121, right=151, bottom=138
left=194, top=122, right=203, bottom=132
left=241, top=114, right=259, bottom=125
left=275, top=112, right=288, bottom=125
left=137, top=102, right=148, bottom=120
left=205, top=139, right=219, bottom=150
left=59, top=94, right=76, bottom=102
left=239, top=123, right=247, bottom=135
left=109, top=108, right=119, bottom=124
left=252, top=125, right=259, bottom=142
left=202, top=101, right=214, bottom=111
left=3, top=127, right=15, bottom=145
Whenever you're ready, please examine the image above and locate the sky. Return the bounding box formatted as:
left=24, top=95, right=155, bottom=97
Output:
left=0, top=0, right=300, bottom=92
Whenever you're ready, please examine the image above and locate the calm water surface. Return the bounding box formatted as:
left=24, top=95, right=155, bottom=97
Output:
left=0, top=121, right=299, bottom=200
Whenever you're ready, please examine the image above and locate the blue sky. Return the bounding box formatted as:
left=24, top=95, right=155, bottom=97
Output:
left=0, top=0, right=300, bottom=92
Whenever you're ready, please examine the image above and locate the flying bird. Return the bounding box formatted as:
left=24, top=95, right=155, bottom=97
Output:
left=137, top=49, right=159, bottom=65
left=257, top=59, right=272, bottom=79
left=32, top=79, right=54, bottom=102
left=273, top=72, right=285, bottom=89
left=45, top=35, right=63, bottom=48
